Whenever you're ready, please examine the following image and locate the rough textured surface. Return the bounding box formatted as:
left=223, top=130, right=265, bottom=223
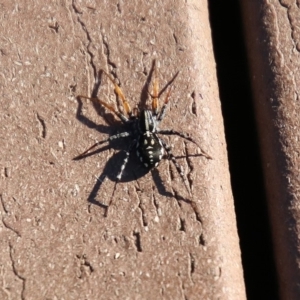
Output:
left=0, top=1, right=245, bottom=299
left=241, top=0, right=300, bottom=299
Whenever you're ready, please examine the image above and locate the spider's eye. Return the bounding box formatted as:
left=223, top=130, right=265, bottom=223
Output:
left=139, top=110, right=155, bottom=132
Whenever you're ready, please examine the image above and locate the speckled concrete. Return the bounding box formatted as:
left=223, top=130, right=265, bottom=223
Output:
left=0, top=1, right=245, bottom=299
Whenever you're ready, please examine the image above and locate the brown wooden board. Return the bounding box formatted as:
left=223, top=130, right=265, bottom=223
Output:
left=241, top=1, right=300, bottom=299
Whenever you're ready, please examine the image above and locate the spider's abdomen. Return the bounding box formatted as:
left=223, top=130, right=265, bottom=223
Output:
left=136, top=132, right=164, bottom=168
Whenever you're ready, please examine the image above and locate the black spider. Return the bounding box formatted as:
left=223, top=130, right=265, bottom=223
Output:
left=74, top=64, right=211, bottom=214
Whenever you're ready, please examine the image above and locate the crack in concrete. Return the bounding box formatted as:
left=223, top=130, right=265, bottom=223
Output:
left=132, top=231, right=142, bottom=252
left=190, top=91, right=197, bottom=116
left=218, top=266, right=222, bottom=279
left=9, top=243, right=25, bottom=300
left=36, top=113, right=47, bottom=139
left=1, top=218, right=21, bottom=238
left=0, top=195, right=21, bottom=237
left=168, top=156, right=175, bottom=181
left=179, top=217, right=186, bottom=232
left=71, top=0, right=98, bottom=81
left=116, top=1, right=122, bottom=14
left=100, top=32, right=117, bottom=74
left=0, top=194, right=8, bottom=214
left=199, top=232, right=206, bottom=246
left=188, top=253, right=195, bottom=284
left=48, top=21, right=59, bottom=33
left=133, top=186, right=148, bottom=227
left=172, top=33, right=178, bottom=45
left=137, top=198, right=148, bottom=227
left=3, top=167, right=11, bottom=178
left=184, top=142, right=194, bottom=192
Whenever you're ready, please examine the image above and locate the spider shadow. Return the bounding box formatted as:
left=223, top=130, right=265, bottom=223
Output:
left=150, top=155, right=204, bottom=206
left=81, top=151, right=203, bottom=209
left=85, top=150, right=150, bottom=208
left=74, top=96, right=148, bottom=208
left=74, top=61, right=187, bottom=210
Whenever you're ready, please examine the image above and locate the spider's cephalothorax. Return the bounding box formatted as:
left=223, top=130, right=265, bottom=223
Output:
left=136, top=109, right=164, bottom=168
left=74, top=64, right=211, bottom=214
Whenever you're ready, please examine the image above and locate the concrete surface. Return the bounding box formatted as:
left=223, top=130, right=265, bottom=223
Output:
left=0, top=1, right=245, bottom=299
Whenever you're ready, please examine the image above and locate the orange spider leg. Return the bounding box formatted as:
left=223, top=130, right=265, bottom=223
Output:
left=101, top=70, right=133, bottom=117
left=78, top=95, right=129, bottom=123
left=151, top=63, right=160, bottom=115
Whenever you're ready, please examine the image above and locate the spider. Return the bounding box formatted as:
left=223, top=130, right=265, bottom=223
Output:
left=74, top=63, right=211, bottom=214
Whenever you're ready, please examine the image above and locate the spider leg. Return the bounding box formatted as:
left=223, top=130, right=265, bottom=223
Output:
left=158, top=129, right=212, bottom=159
left=101, top=70, right=133, bottom=118
left=157, top=85, right=172, bottom=122
left=105, top=140, right=136, bottom=217
left=151, top=62, right=160, bottom=115
left=149, top=64, right=173, bottom=120
left=160, top=139, right=191, bottom=195
left=78, top=95, right=129, bottom=123
left=73, top=132, right=131, bottom=160
left=150, top=66, right=179, bottom=121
